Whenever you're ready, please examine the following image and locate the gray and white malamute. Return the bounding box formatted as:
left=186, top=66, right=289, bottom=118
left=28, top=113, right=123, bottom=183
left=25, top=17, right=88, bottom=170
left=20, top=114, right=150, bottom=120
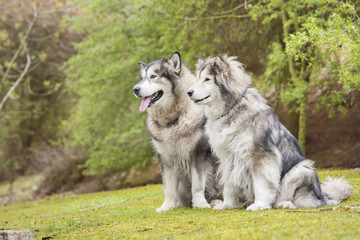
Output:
left=133, top=52, right=221, bottom=212
left=188, top=55, right=352, bottom=211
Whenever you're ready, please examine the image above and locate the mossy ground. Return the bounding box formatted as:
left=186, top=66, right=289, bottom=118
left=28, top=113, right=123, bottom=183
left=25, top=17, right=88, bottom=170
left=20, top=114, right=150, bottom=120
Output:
left=0, top=169, right=359, bottom=239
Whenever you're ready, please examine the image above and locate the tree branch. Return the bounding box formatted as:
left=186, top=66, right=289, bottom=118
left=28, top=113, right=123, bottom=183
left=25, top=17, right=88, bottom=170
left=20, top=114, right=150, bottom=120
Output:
left=40, top=0, right=95, bottom=14
left=197, top=0, right=253, bottom=15
left=0, top=0, right=45, bottom=94
left=27, top=78, right=61, bottom=97
left=0, top=0, right=20, bottom=11
left=0, top=50, right=31, bottom=111
left=2, top=110, right=45, bottom=115
left=144, top=3, right=250, bottom=21
left=182, top=14, right=251, bottom=21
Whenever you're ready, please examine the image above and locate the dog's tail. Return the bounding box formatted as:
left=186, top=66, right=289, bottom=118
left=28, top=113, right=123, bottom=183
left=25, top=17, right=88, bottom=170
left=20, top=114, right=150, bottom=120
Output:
left=321, top=176, right=352, bottom=205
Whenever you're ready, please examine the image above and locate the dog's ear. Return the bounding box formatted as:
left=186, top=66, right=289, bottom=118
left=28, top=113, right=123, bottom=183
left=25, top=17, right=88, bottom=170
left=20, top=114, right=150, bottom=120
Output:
left=217, top=54, right=228, bottom=65
left=197, top=57, right=205, bottom=65
left=212, top=55, right=229, bottom=74
left=168, top=52, right=181, bottom=75
left=211, top=61, right=220, bottom=74
left=138, top=61, right=146, bottom=69
left=196, top=57, right=205, bottom=69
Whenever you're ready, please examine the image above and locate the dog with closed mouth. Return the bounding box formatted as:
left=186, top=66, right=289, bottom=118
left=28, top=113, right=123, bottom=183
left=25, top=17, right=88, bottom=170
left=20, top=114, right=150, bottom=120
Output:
left=133, top=52, right=222, bottom=212
left=187, top=55, right=352, bottom=211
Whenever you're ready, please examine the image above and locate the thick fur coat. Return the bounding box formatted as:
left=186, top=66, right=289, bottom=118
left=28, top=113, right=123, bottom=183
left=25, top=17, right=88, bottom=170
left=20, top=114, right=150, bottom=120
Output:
left=188, top=55, right=352, bottom=211
left=133, top=53, right=221, bottom=212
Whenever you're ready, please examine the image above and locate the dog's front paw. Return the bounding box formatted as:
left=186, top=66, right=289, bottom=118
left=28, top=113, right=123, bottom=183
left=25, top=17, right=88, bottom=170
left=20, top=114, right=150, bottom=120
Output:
left=246, top=203, right=271, bottom=211
left=156, top=206, right=171, bottom=213
left=193, top=201, right=211, bottom=209
left=213, top=202, right=238, bottom=210
left=156, top=203, right=179, bottom=213
left=210, top=199, right=223, bottom=207
left=242, top=200, right=253, bottom=208
left=277, top=201, right=296, bottom=209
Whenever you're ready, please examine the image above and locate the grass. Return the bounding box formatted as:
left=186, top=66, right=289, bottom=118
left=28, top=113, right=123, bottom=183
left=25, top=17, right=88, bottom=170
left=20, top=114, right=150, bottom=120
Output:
left=0, top=169, right=359, bottom=239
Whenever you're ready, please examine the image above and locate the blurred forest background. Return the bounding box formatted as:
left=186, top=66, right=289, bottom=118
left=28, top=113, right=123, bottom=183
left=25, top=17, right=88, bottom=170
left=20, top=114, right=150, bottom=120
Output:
left=0, top=0, right=359, bottom=204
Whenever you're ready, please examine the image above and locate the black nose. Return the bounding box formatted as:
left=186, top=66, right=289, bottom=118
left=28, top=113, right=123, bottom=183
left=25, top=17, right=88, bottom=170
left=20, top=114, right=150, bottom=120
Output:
left=133, top=86, right=140, bottom=95
left=187, top=89, right=194, bottom=97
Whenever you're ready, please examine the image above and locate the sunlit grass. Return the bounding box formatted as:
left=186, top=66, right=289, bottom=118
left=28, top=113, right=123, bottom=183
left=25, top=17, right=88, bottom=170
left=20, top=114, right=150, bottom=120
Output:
left=0, top=169, right=359, bottom=239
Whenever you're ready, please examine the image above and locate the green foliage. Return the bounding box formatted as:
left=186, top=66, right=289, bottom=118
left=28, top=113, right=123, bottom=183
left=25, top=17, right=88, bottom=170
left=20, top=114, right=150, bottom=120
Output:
left=2, top=0, right=358, bottom=179
left=0, top=0, right=79, bottom=180
left=251, top=0, right=360, bottom=116
left=1, top=169, right=359, bottom=239
left=264, top=42, right=289, bottom=87
left=64, top=0, right=360, bottom=173
left=63, top=0, right=274, bottom=174
left=286, top=1, right=360, bottom=116
left=62, top=0, right=157, bottom=174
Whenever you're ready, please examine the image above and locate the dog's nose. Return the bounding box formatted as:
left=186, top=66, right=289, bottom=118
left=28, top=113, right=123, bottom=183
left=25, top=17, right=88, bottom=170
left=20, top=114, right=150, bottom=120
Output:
left=187, top=89, right=194, bottom=97
left=133, top=86, right=141, bottom=95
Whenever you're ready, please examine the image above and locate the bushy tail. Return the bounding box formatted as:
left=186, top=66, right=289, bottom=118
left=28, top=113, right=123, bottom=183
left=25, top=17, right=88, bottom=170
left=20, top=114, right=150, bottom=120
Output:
left=321, top=176, right=353, bottom=205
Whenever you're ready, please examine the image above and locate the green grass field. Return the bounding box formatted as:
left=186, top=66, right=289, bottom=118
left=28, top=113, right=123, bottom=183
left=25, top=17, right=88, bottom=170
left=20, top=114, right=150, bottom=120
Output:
left=1, top=169, right=359, bottom=239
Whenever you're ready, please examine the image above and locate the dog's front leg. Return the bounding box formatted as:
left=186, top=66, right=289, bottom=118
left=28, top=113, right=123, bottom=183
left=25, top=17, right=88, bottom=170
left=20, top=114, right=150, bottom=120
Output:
left=213, top=181, right=239, bottom=210
left=246, top=163, right=279, bottom=211
left=191, top=164, right=211, bottom=209
left=156, top=166, right=181, bottom=213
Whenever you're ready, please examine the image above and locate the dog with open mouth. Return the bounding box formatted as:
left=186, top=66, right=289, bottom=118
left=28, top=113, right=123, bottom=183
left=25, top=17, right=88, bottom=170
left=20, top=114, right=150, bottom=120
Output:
left=133, top=52, right=222, bottom=212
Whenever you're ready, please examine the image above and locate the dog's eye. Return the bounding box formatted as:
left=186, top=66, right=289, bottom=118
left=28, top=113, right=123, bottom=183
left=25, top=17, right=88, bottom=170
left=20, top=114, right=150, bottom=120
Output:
left=150, top=75, right=157, bottom=79
left=204, top=78, right=210, bottom=82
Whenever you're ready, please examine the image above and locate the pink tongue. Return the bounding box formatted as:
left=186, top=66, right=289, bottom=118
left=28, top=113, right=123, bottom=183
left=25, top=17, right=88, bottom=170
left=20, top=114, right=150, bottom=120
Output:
left=139, top=96, right=151, bottom=112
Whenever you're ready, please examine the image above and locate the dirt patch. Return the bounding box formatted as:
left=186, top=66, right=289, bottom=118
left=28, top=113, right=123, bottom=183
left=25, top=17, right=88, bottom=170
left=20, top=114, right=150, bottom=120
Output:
left=307, top=94, right=360, bottom=168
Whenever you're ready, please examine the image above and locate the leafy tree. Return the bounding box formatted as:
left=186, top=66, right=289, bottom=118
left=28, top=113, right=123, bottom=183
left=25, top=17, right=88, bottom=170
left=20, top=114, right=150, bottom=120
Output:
left=250, top=0, right=360, bottom=153
left=62, top=0, right=278, bottom=175
left=62, top=0, right=156, bottom=175
left=63, top=0, right=359, bottom=176
left=0, top=0, right=82, bottom=186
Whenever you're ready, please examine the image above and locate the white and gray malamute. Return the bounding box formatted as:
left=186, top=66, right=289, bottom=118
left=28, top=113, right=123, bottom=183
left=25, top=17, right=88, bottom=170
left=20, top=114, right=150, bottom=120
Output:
left=133, top=52, right=221, bottom=212
left=187, top=55, right=352, bottom=211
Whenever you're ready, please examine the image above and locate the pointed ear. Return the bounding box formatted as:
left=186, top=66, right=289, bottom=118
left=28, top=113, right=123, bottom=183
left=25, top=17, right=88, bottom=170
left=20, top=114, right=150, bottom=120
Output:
left=138, top=61, right=146, bottom=69
left=213, top=55, right=229, bottom=73
left=168, top=52, right=181, bottom=75
left=217, top=54, right=228, bottom=65
left=196, top=57, right=205, bottom=69
left=211, top=61, right=221, bottom=74
left=197, top=57, right=205, bottom=65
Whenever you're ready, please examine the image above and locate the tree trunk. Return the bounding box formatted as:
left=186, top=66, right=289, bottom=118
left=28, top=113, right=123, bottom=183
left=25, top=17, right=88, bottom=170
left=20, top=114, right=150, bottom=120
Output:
left=282, top=5, right=308, bottom=152
left=286, top=106, right=299, bottom=138
left=281, top=6, right=296, bottom=78
left=298, top=94, right=308, bottom=155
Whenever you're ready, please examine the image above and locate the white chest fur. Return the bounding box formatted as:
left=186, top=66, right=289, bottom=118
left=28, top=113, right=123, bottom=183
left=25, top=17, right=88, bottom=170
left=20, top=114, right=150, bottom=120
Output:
left=151, top=119, right=202, bottom=175
left=206, top=118, right=254, bottom=194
